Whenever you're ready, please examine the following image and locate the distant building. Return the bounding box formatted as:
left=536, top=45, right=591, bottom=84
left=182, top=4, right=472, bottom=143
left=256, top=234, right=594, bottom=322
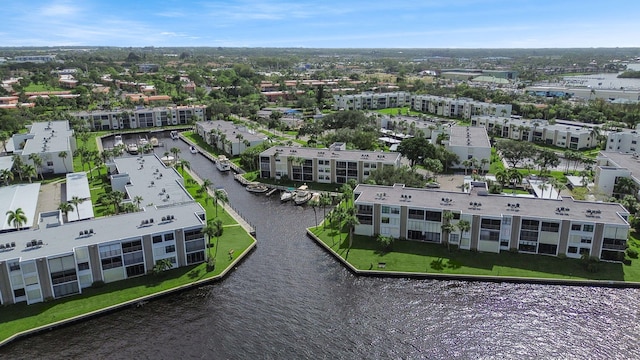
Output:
left=13, top=55, right=56, bottom=63
left=333, top=92, right=411, bottom=110
left=138, top=64, right=159, bottom=73
left=195, top=120, right=268, bottom=156
left=444, top=126, right=491, bottom=172
left=71, top=105, right=205, bottom=130
left=258, top=144, right=401, bottom=184
left=606, top=126, right=640, bottom=153
left=411, top=95, right=512, bottom=119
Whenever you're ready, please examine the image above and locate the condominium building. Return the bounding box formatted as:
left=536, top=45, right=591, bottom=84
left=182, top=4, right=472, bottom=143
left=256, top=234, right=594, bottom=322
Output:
left=0, top=154, right=207, bottom=305
left=259, top=144, right=401, bottom=184
left=353, top=183, right=629, bottom=262
left=71, top=105, right=206, bottom=131
left=606, top=126, right=640, bottom=153
left=445, top=126, right=491, bottom=172
left=471, top=116, right=598, bottom=150
left=594, top=152, right=640, bottom=198
left=195, top=120, right=268, bottom=156
left=333, top=92, right=411, bottom=110
left=410, top=95, right=512, bottom=120
left=10, top=120, right=75, bottom=175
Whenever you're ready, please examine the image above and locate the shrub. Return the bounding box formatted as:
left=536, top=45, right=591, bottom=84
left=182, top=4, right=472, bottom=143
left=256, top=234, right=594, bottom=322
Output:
left=623, top=258, right=632, bottom=266
left=92, top=280, right=105, bottom=288
left=557, top=253, right=567, bottom=259
left=376, top=234, right=395, bottom=252
left=627, top=248, right=638, bottom=259
left=509, top=247, right=518, bottom=253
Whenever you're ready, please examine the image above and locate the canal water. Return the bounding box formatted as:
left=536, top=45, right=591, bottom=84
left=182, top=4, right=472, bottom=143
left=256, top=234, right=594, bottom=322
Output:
left=2, top=131, right=640, bottom=359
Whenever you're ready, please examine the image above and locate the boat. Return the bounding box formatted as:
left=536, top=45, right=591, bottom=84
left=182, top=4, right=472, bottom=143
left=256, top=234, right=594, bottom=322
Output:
left=293, top=184, right=312, bottom=205
left=280, top=189, right=294, bottom=202
left=170, top=131, right=179, bottom=140
left=149, top=137, right=159, bottom=147
left=246, top=182, right=269, bottom=194
left=127, top=143, right=139, bottom=155
left=138, top=137, right=149, bottom=147
left=190, top=145, right=198, bottom=154
left=114, top=135, right=124, bottom=147
left=216, top=155, right=231, bottom=172
left=310, top=192, right=321, bottom=203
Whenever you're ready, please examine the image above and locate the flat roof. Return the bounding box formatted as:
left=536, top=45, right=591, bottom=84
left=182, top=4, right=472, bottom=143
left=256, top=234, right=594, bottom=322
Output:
left=197, top=120, right=268, bottom=143
left=0, top=183, right=41, bottom=231
left=21, top=121, right=73, bottom=155
left=66, top=172, right=94, bottom=222
left=260, top=146, right=402, bottom=164
left=113, top=155, right=194, bottom=207
left=599, top=152, right=640, bottom=177
left=449, top=126, right=490, bottom=148
left=354, top=183, right=629, bottom=226
left=0, top=202, right=205, bottom=262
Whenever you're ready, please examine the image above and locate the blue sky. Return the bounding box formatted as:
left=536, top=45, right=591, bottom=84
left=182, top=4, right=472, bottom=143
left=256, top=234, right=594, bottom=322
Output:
left=2, top=0, right=639, bottom=48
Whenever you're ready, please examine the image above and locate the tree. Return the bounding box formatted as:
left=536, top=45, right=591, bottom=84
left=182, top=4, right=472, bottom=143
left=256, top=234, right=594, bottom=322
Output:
left=344, top=211, right=360, bottom=252
left=441, top=211, right=455, bottom=251
left=170, top=147, right=181, bottom=163
left=0, top=168, right=14, bottom=186
left=23, top=164, right=37, bottom=183
left=133, top=196, right=143, bottom=211
left=0, top=131, right=8, bottom=153
left=319, top=192, right=332, bottom=227
left=309, top=197, right=320, bottom=228
left=6, top=207, right=27, bottom=230
left=28, top=153, right=44, bottom=180
left=534, top=149, right=560, bottom=176
left=397, top=137, right=436, bottom=167
left=495, top=140, right=536, bottom=168
left=153, top=258, right=173, bottom=274
left=176, top=159, right=190, bottom=176
left=423, top=158, right=443, bottom=181
left=614, top=177, right=638, bottom=198
left=213, top=188, right=228, bottom=217
left=58, top=202, right=74, bottom=222
left=456, top=220, right=471, bottom=249
left=508, top=168, right=523, bottom=193
left=210, top=218, right=224, bottom=259
left=376, top=234, right=394, bottom=252
left=12, top=155, right=24, bottom=181
left=70, top=196, right=85, bottom=220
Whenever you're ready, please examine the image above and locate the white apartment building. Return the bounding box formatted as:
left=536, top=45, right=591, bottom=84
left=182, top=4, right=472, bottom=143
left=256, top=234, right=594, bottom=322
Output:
left=10, top=121, right=75, bottom=175
left=445, top=126, right=491, bottom=172
left=259, top=144, right=401, bottom=184
left=333, top=92, right=411, bottom=111
left=594, top=152, right=640, bottom=198
left=606, top=126, right=640, bottom=153
left=196, top=120, right=268, bottom=156
left=411, top=95, right=512, bottom=120
left=72, top=105, right=206, bottom=131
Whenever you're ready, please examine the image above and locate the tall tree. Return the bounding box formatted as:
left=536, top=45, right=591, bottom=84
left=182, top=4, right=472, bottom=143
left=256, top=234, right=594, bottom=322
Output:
left=70, top=196, right=85, bottom=220
left=28, top=153, right=44, bottom=180
left=58, top=202, right=74, bottom=222
left=397, top=137, right=436, bottom=167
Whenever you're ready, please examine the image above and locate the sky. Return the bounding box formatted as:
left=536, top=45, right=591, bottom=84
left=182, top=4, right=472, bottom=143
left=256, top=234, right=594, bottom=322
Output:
left=2, top=0, right=639, bottom=48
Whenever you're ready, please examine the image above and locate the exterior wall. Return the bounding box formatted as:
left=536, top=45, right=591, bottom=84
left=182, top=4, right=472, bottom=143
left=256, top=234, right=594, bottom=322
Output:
left=0, top=261, right=11, bottom=304
left=73, top=106, right=205, bottom=131
left=594, top=166, right=631, bottom=197
left=607, top=131, right=640, bottom=153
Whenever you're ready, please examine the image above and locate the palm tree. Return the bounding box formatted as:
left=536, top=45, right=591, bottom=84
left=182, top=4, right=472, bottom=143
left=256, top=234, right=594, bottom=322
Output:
left=344, top=211, right=360, bottom=252
left=235, top=133, right=244, bottom=154
left=213, top=188, right=228, bottom=217
left=456, top=220, right=471, bottom=249
left=170, top=147, right=181, bottom=164
left=177, top=159, right=190, bottom=176
left=202, top=222, right=217, bottom=261
left=508, top=168, right=523, bottom=193
left=70, top=196, right=85, bottom=219
left=206, top=218, right=224, bottom=260
left=58, top=202, right=74, bottom=222
left=0, top=168, right=14, bottom=186
left=28, top=153, right=44, bottom=180
left=0, top=131, right=8, bottom=153
left=539, top=182, right=549, bottom=199
left=12, top=155, right=24, bottom=181
left=319, top=192, right=332, bottom=227
left=6, top=208, right=27, bottom=230
left=441, top=210, right=455, bottom=251
left=614, top=176, right=637, bottom=197
left=23, top=164, right=37, bottom=183
left=58, top=151, right=69, bottom=173
left=310, top=197, right=320, bottom=228
left=133, top=196, right=143, bottom=210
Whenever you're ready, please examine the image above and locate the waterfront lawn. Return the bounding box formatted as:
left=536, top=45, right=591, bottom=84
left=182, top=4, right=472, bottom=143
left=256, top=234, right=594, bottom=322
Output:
left=182, top=131, right=222, bottom=157
left=310, top=226, right=639, bottom=282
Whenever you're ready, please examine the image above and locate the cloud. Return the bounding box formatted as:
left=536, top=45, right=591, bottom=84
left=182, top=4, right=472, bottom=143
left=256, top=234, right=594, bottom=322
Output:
left=38, top=0, right=82, bottom=17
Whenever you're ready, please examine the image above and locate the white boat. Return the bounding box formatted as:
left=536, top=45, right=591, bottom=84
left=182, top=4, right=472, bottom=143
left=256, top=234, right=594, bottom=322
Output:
left=127, top=143, right=139, bottom=155
left=293, top=185, right=312, bottom=205
left=280, top=190, right=294, bottom=202
left=114, top=135, right=124, bottom=147
left=170, top=131, right=179, bottom=140
left=246, top=182, right=269, bottom=194
left=138, top=137, right=149, bottom=147
left=216, top=155, right=231, bottom=172
left=310, top=192, right=321, bottom=203
left=149, top=137, right=159, bottom=147
left=190, top=145, right=198, bottom=154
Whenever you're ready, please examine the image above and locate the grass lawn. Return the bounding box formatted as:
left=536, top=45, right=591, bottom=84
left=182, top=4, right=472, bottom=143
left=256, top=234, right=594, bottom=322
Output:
left=22, top=83, right=67, bottom=92
left=182, top=131, right=222, bottom=157
left=376, top=107, right=422, bottom=116
left=309, top=213, right=640, bottom=283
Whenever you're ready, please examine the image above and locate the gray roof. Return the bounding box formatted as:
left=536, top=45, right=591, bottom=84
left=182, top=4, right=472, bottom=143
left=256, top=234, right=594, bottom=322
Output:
left=0, top=156, right=13, bottom=172
left=197, top=120, right=268, bottom=143
left=449, top=126, right=490, bottom=148
left=0, top=183, right=41, bottom=231
left=354, top=184, right=629, bottom=225
left=65, top=172, right=94, bottom=222
left=599, top=152, right=640, bottom=177
left=0, top=203, right=205, bottom=262
left=113, top=155, right=194, bottom=207
left=260, top=146, right=402, bottom=164
left=21, top=121, right=73, bottom=155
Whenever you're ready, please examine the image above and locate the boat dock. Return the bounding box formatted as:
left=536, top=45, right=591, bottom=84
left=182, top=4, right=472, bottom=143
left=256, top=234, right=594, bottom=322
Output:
left=265, top=188, right=278, bottom=197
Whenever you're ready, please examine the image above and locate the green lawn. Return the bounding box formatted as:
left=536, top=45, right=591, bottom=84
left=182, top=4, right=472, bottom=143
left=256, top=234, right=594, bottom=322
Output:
left=309, top=217, right=640, bottom=282
left=22, top=83, right=67, bottom=92
left=376, top=107, right=422, bottom=116
left=181, top=131, right=222, bottom=157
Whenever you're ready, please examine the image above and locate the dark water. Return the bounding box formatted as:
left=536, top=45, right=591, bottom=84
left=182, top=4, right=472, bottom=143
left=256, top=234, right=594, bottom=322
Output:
left=2, top=132, right=640, bottom=359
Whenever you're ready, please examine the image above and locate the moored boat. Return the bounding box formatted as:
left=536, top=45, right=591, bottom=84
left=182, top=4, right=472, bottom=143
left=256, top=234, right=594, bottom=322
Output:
left=149, top=137, right=159, bottom=147
left=170, top=131, right=179, bottom=140
left=114, top=135, right=124, bottom=147
left=216, top=155, right=231, bottom=172
left=190, top=145, right=198, bottom=154
left=246, top=182, right=269, bottom=194
left=280, top=190, right=294, bottom=202
left=293, top=184, right=312, bottom=205
left=127, top=143, right=139, bottom=155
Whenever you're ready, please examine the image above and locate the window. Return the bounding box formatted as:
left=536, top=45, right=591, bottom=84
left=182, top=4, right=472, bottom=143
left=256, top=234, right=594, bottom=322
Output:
left=580, top=238, right=592, bottom=244
left=165, top=233, right=175, bottom=241
left=408, top=209, right=424, bottom=220
left=568, top=246, right=578, bottom=254
left=78, top=262, right=90, bottom=271
left=583, top=224, right=594, bottom=232
left=538, top=243, right=557, bottom=255
left=9, top=262, right=20, bottom=272
left=571, top=224, right=581, bottom=231
left=187, top=251, right=205, bottom=264
left=381, top=217, right=390, bottom=224
left=47, top=161, right=53, bottom=166
left=165, top=245, right=176, bottom=253
left=126, top=264, right=145, bottom=277
left=426, top=211, right=442, bottom=222
left=541, top=222, right=559, bottom=233
left=382, top=206, right=390, bottom=214
left=153, top=235, right=163, bottom=243
left=13, top=288, right=26, bottom=298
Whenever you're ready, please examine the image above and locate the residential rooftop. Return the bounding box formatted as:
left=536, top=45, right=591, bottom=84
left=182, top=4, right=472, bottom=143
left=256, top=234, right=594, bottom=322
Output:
left=354, top=183, right=629, bottom=225
left=260, top=145, right=402, bottom=164
left=448, top=126, right=490, bottom=147
left=197, top=120, right=268, bottom=143
left=0, top=183, right=40, bottom=232
left=20, top=121, right=73, bottom=155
